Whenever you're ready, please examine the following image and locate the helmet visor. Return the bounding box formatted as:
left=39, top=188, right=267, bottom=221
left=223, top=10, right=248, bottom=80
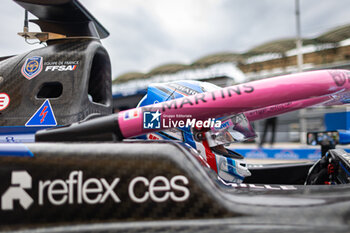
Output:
left=205, top=113, right=256, bottom=147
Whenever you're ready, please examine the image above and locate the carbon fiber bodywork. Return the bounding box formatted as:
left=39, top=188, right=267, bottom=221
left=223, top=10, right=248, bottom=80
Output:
left=0, top=141, right=349, bottom=232
left=0, top=39, right=112, bottom=126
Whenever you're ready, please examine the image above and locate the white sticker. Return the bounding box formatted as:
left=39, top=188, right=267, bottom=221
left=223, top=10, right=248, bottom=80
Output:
left=0, top=93, right=10, bottom=111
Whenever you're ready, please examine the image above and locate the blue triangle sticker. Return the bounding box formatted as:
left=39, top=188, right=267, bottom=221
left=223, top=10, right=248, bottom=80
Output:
left=25, top=99, right=57, bottom=127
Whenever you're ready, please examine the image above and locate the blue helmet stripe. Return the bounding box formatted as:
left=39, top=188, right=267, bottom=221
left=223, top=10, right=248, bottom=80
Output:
left=182, top=129, right=196, bottom=149
left=227, top=158, right=235, bottom=174
left=226, top=158, right=245, bottom=180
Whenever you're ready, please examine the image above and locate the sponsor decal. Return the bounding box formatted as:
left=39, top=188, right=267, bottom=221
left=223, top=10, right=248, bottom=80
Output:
left=143, top=111, right=221, bottom=129
left=247, top=102, right=292, bottom=118
left=235, top=148, right=326, bottom=160
left=274, top=150, right=299, bottom=160
left=128, top=175, right=190, bottom=203
left=167, top=83, right=200, bottom=96
left=45, top=65, right=77, bottom=72
left=0, top=93, right=10, bottom=111
left=44, top=61, right=79, bottom=72
left=329, top=70, right=350, bottom=87
left=1, top=171, right=33, bottom=210
left=38, top=171, right=120, bottom=205
left=307, top=151, right=322, bottom=160
left=123, top=109, right=140, bottom=120
left=0, top=135, right=35, bottom=144
left=4, top=136, right=15, bottom=143
left=147, top=134, right=161, bottom=140
left=25, top=99, right=57, bottom=127
left=21, top=56, right=43, bottom=80
left=1, top=171, right=190, bottom=210
left=244, top=150, right=268, bottom=159
left=159, top=84, right=254, bottom=112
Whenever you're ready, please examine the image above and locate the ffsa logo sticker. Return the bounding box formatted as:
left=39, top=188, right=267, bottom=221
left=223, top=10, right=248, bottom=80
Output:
left=143, top=110, right=161, bottom=129
left=21, top=56, right=43, bottom=80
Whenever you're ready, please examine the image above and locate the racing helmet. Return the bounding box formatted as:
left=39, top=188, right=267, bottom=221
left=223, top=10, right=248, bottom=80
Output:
left=138, top=80, right=256, bottom=183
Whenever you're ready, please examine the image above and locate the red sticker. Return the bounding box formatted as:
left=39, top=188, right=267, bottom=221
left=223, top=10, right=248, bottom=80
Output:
left=0, top=93, right=10, bottom=111
left=147, top=134, right=161, bottom=140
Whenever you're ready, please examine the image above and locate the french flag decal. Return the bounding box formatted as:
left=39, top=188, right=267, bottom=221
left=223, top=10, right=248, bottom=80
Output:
left=123, top=109, right=140, bottom=120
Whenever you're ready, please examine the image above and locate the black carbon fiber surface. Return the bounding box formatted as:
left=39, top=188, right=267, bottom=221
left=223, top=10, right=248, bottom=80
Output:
left=0, top=141, right=350, bottom=232
left=0, top=39, right=112, bottom=126
left=7, top=218, right=350, bottom=233
left=0, top=142, right=236, bottom=231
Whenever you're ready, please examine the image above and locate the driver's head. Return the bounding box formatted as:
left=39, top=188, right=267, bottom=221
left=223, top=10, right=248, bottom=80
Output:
left=137, top=80, right=255, bottom=183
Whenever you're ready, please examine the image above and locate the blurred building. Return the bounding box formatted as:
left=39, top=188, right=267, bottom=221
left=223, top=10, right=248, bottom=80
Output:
left=240, top=24, right=350, bottom=80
